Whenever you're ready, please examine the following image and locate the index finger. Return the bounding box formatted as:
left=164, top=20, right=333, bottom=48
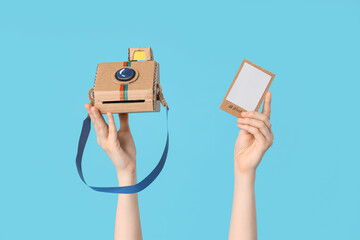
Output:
left=261, top=91, right=272, bottom=119
left=85, top=105, right=108, bottom=138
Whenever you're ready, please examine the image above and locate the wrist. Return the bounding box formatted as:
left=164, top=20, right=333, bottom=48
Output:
left=117, top=168, right=137, bottom=186
left=234, top=160, right=257, bottom=176
left=116, top=164, right=136, bottom=186
left=234, top=168, right=256, bottom=182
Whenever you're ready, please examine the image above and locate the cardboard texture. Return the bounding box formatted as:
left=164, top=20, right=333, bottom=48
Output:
left=220, top=59, right=275, bottom=118
left=129, top=47, right=153, bottom=61
left=89, top=47, right=167, bottom=114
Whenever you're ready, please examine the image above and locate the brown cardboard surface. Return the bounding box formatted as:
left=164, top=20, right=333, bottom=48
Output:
left=128, top=47, right=153, bottom=61
left=220, top=59, right=275, bottom=118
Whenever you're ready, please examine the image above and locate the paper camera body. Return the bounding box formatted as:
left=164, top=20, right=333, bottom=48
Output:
left=89, top=47, right=166, bottom=114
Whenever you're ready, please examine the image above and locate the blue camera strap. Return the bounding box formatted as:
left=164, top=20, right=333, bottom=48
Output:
left=75, top=107, right=169, bottom=194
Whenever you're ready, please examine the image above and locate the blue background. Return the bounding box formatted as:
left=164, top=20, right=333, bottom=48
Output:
left=1, top=0, right=359, bottom=239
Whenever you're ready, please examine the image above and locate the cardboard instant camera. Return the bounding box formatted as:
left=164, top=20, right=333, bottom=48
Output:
left=89, top=47, right=167, bottom=113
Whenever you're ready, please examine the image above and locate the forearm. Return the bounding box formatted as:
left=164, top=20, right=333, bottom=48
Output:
left=114, top=170, right=142, bottom=240
left=229, top=170, right=257, bottom=240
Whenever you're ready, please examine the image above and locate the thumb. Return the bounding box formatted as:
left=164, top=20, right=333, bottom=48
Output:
left=261, top=91, right=272, bottom=119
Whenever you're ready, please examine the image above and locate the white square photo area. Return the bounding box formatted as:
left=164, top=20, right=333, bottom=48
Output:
left=226, top=62, right=272, bottom=111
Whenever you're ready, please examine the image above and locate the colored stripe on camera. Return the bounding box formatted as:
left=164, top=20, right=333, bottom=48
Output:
left=120, top=85, right=128, bottom=100
left=123, top=61, right=131, bottom=67
left=120, top=62, right=131, bottom=100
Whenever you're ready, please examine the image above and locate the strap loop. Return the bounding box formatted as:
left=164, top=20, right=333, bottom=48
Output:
left=75, top=107, right=169, bottom=194
left=157, top=84, right=168, bottom=109
left=88, top=88, right=94, bottom=105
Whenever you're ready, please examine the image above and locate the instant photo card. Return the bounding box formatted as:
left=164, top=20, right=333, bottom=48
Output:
left=220, top=59, right=275, bottom=118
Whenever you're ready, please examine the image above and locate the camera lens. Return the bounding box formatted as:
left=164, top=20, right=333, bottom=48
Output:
left=115, top=68, right=135, bottom=81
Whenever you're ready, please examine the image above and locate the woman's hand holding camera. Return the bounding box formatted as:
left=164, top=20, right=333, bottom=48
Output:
left=85, top=103, right=136, bottom=185
left=84, top=103, right=141, bottom=240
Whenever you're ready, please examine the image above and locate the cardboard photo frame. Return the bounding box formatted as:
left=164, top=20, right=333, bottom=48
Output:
left=220, top=59, right=275, bottom=118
